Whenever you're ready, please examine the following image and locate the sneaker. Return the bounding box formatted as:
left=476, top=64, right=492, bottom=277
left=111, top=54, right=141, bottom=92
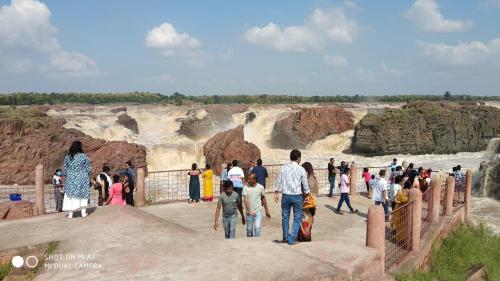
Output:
left=350, top=209, right=359, bottom=214
left=279, top=239, right=288, bottom=243
left=289, top=241, right=299, bottom=246
left=335, top=210, right=344, bottom=215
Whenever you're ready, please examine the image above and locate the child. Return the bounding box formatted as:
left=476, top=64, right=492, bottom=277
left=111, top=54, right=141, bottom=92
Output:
left=106, top=174, right=126, bottom=206
left=361, top=168, right=371, bottom=197
left=214, top=181, right=245, bottom=239
left=52, top=169, right=64, bottom=212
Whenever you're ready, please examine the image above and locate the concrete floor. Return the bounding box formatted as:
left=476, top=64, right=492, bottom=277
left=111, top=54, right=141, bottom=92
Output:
left=0, top=195, right=381, bottom=281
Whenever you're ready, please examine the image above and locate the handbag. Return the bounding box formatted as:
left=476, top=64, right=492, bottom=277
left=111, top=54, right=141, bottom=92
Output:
left=303, top=194, right=317, bottom=209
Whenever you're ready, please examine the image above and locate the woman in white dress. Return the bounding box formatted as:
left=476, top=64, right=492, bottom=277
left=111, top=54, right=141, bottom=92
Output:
left=62, top=141, right=92, bottom=218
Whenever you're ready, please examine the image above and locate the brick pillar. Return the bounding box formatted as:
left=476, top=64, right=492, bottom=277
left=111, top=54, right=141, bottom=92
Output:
left=409, top=188, right=422, bottom=251
left=465, top=170, right=473, bottom=220
left=135, top=168, right=146, bottom=207
left=445, top=176, right=455, bottom=216
left=431, top=175, right=441, bottom=223
left=35, top=164, right=45, bottom=215
left=349, top=164, right=358, bottom=195
left=366, top=205, right=385, bottom=273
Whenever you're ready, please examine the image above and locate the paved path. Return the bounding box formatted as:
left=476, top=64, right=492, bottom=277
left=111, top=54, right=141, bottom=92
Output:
left=0, top=196, right=381, bottom=281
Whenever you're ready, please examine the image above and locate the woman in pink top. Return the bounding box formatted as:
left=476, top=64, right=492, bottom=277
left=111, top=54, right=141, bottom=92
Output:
left=106, top=174, right=126, bottom=206
left=335, top=168, right=358, bottom=215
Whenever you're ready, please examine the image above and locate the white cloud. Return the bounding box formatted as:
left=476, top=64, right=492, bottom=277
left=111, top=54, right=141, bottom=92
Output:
left=48, top=51, right=99, bottom=77
left=323, top=55, right=349, bottom=66
left=404, top=0, right=473, bottom=32
left=217, top=49, right=233, bottom=60
left=0, top=0, right=99, bottom=77
left=418, top=39, right=500, bottom=66
left=154, top=73, right=175, bottom=84
left=146, top=22, right=211, bottom=67
left=244, top=8, right=362, bottom=52
left=344, top=0, right=361, bottom=11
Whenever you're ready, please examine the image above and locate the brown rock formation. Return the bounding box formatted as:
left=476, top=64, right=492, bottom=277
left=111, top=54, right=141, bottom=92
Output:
left=116, top=113, right=139, bottom=134
left=203, top=125, right=261, bottom=175
left=270, top=107, right=355, bottom=149
left=0, top=107, right=147, bottom=185
left=352, top=102, right=500, bottom=155
left=177, top=104, right=248, bottom=140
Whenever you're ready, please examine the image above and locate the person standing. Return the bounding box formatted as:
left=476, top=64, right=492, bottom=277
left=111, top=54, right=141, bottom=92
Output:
left=62, top=140, right=92, bottom=219
left=335, top=168, right=358, bottom=215
left=251, top=159, right=269, bottom=189
left=361, top=167, right=371, bottom=197
left=243, top=173, right=271, bottom=237
left=387, top=158, right=398, bottom=170
left=188, top=163, right=201, bottom=203
left=372, top=170, right=389, bottom=216
left=106, top=174, right=126, bottom=206
left=202, top=163, right=214, bottom=202
left=95, top=166, right=111, bottom=206
left=274, top=149, right=310, bottom=245
left=249, top=160, right=257, bottom=174
left=327, top=158, right=337, bottom=197
left=389, top=175, right=403, bottom=211
left=52, top=168, right=64, bottom=212
left=228, top=160, right=245, bottom=201
left=214, top=181, right=246, bottom=239
left=124, top=161, right=136, bottom=206
left=302, top=162, right=318, bottom=195
left=220, top=162, right=232, bottom=194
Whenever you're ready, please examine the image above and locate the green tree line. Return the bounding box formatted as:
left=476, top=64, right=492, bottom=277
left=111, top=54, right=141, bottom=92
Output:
left=0, top=92, right=498, bottom=106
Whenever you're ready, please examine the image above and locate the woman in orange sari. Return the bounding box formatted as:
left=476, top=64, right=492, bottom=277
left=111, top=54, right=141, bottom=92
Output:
left=202, top=163, right=214, bottom=201
left=298, top=162, right=317, bottom=242
left=392, top=178, right=412, bottom=248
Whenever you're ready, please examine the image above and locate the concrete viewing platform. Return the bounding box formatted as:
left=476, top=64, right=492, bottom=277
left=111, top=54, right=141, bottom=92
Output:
left=0, top=196, right=385, bottom=281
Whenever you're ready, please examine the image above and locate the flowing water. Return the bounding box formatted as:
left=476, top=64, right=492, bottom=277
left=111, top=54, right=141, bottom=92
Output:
left=47, top=102, right=500, bottom=234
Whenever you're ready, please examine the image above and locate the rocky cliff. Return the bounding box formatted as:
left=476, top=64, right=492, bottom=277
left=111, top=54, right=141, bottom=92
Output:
left=0, top=107, right=147, bottom=184
left=177, top=104, right=248, bottom=140
left=203, top=125, right=261, bottom=175
left=352, top=102, right=500, bottom=155
left=476, top=139, right=500, bottom=199
left=270, top=107, right=355, bottom=149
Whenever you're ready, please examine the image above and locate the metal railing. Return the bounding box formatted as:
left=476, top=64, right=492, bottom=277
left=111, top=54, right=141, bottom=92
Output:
left=385, top=200, right=414, bottom=271
left=420, top=187, right=433, bottom=238
left=143, top=165, right=386, bottom=204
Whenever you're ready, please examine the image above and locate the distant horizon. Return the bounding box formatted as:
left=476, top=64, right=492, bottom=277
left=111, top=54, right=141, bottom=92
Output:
left=1, top=0, right=500, bottom=95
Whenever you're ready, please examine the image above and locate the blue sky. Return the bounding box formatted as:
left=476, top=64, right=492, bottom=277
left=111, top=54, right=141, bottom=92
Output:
left=0, top=0, right=499, bottom=95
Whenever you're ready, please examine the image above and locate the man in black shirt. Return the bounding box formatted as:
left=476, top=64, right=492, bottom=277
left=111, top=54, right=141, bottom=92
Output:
left=327, top=158, right=337, bottom=197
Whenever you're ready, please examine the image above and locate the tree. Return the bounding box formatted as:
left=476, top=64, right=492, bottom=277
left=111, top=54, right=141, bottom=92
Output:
left=444, top=91, right=451, bottom=100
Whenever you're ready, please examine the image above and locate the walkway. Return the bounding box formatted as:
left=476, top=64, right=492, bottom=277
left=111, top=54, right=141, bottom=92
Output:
left=0, top=196, right=382, bottom=281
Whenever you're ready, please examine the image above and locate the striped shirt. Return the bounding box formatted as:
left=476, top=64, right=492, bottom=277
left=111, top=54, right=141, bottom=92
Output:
left=274, top=162, right=310, bottom=195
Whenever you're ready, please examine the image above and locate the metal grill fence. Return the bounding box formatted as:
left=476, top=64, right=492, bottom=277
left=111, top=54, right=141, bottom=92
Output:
left=420, top=187, right=433, bottom=238
left=144, top=165, right=386, bottom=203
left=1, top=185, right=99, bottom=214
left=385, top=200, right=414, bottom=271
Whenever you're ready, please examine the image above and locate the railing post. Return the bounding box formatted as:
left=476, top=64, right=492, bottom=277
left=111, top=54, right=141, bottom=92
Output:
left=465, top=170, right=473, bottom=220
left=35, top=164, right=45, bottom=215
left=135, top=168, right=146, bottom=207
left=431, top=175, right=441, bottom=223
left=349, top=164, right=358, bottom=195
left=366, top=205, right=385, bottom=273
left=445, top=176, right=455, bottom=216
left=409, top=188, right=422, bottom=251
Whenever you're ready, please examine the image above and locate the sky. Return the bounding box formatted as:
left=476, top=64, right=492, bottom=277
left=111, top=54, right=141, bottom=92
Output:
left=0, top=0, right=499, bottom=96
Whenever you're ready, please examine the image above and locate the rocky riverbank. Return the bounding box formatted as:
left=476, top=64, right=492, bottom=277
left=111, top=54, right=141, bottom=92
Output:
left=0, top=107, right=147, bottom=184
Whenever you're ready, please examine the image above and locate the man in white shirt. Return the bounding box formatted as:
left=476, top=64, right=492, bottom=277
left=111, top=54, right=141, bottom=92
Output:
left=274, top=149, right=310, bottom=245
left=228, top=160, right=245, bottom=201
left=372, top=169, right=389, bottom=216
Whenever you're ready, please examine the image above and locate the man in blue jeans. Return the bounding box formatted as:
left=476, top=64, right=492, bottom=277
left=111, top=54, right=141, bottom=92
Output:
left=214, top=181, right=245, bottom=239
left=274, top=149, right=310, bottom=245
left=327, top=158, right=338, bottom=197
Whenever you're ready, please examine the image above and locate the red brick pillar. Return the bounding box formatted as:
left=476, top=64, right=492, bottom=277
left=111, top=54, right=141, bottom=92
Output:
left=409, top=188, right=422, bottom=251
left=465, top=170, right=473, bottom=220
left=431, top=175, right=441, bottom=223
left=135, top=168, right=146, bottom=207
left=349, top=164, right=358, bottom=195
left=445, top=176, right=455, bottom=216
left=366, top=205, right=385, bottom=273
left=35, top=164, right=45, bottom=215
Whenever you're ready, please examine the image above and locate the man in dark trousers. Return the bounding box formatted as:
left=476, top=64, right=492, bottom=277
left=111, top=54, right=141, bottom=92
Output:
left=327, top=158, right=338, bottom=197
left=252, top=159, right=268, bottom=188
